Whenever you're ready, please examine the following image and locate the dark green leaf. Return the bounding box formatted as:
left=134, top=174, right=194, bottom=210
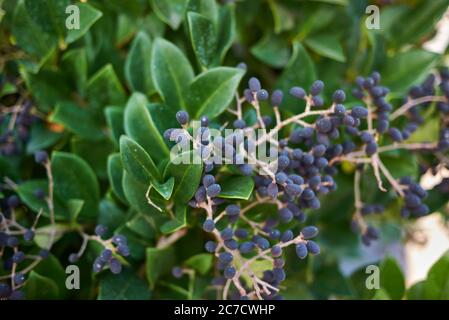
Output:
left=107, top=153, right=128, bottom=204
left=98, top=269, right=151, bottom=300
left=86, top=64, right=126, bottom=110
left=380, top=256, right=405, bottom=300
left=304, top=34, right=346, bottom=62
left=251, top=34, right=291, bottom=68
left=187, top=12, right=217, bottom=69
left=104, top=106, right=125, bottom=147
left=160, top=205, right=187, bottom=234
left=219, top=175, right=254, bottom=200
left=72, top=137, right=115, bottom=179
left=124, top=93, right=169, bottom=163
left=151, top=38, right=194, bottom=109
left=424, top=250, right=449, bottom=299
left=149, top=0, right=187, bottom=30
left=146, top=247, right=175, bottom=288
left=65, top=3, right=103, bottom=44
left=187, top=67, right=244, bottom=119
left=24, top=271, right=59, bottom=299
left=52, top=151, right=100, bottom=220
left=125, top=31, right=155, bottom=96
left=184, top=253, right=213, bottom=275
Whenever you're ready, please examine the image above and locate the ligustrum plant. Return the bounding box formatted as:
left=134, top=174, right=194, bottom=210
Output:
left=0, top=0, right=449, bottom=300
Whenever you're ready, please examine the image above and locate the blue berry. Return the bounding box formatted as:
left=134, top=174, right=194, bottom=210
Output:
left=34, top=150, right=48, bottom=164
left=224, top=266, right=236, bottom=279
left=256, top=237, right=270, bottom=250
left=225, top=204, right=240, bottom=216
left=257, top=89, right=269, bottom=101
left=202, top=219, right=215, bottom=233
left=117, top=244, right=130, bottom=257
left=109, top=258, right=122, bottom=274
left=316, top=118, right=332, bottom=133
left=235, top=228, right=248, bottom=239
left=33, top=188, right=45, bottom=200
left=224, top=239, right=238, bottom=250
left=220, top=227, right=233, bottom=240
left=218, top=252, right=233, bottom=264
left=273, top=267, right=286, bottom=282
left=94, top=224, right=107, bottom=237
left=206, top=184, right=221, bottom=197
left=14, top=273, right=25, bottom=285
left=310, top=80, right=324, bottom=95
left=334, top=104, right=346, bottom=115
left=172, top=266, right=183, bottom=278
left=269, top=229, right=281, bottom=240
left=39, top=249, right=50, bottom=259
left=296, top=243, right=308, bottom=259
left=274, top=258, right=285, bottom=268
left=267, top=183, right=279, bottom=198
left=233, top=119, right=246, bottom=129
left=301, top=226, right=319, bottom=239
left=281, top=230, right=294, bottom=243
left=202, top=174, right=215, bottom=187
left=249, top=77, right=261, bottom=91
left=306, top=240, right=320, bottom=255
left=7, top=236, right=19, bottom=247
left=205, top=241, right=217, bottom=253
left=351, top=106, right=368, bottom=119
left=271, top=245, right=282, bottom=257
left=7, top=195, right=20, bottom=209
left=279, top=207, right=293, bottom=223
left=176, top=111, right=189, bottom=125
left=271, top=90, right=283, bottom=106
left=68, top=253, right=79, bottom=263
left=289, top=86, right=306, bottom=99
left=111, top=235, right=127, bottom=245
left=332, top=90, right=346, bottom=103
left=100, top=249, right=113, bottom=262
left=0, top=283, right=11, bottom=298
left=389, top=128, right=403, bottom=142
left=23, top=229, right=35, bottom=241
left=93, top=257, right=105, bottom=273
left=239, top=241, right=255, bottom=254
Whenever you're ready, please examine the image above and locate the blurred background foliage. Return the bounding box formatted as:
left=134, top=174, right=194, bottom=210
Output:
left=0, top=0, right=448, bottom=300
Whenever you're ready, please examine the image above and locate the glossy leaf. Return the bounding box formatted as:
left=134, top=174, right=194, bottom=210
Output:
left=187, top=12, right=217, bottom=69
left=187, top=67, right=244, bottom=119
left=151, top=38, right=194, bottom=109
left=65, top=3, right=103, bottom=44
left=146, top=247, right=175, bottom=288
left=124, top=93, right=169, bottom=163
left=98, top=270, right=151, bottom=300
left=219, top=175, right=254, bottom=200
left=125, top=31, right=155, bottom=95
left=380, top=257, right=405, bottom=300
left=149, top=0, right=187, bottom=30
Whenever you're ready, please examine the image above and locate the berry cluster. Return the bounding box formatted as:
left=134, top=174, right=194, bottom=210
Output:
left=0, top=100, right=38, bottom=156
left=162, top=66, right=448, bottom=299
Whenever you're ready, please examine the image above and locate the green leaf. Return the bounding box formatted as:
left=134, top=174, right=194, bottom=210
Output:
left=165, top=151, right=203, bottom=204
left=12, top=1, right=57, bottom=60
left=304, top=34, right=346, bottom=62
left=98, top=269, right=151, bottom=300
left=120, top=136, right=162, bottom=188
left=16, top=179, right=69, bottom=220
left=219, top=176, right=254, bottom=200
left=86, top=64, right=126, bottom=110
left=187, top=67, right=244, bottom=119
left=153, top=177, right=175, bottom=200
left=187, top=0, right=218, bottom=23
left=65, top=3, right=103, bottom=44
left=268, top=0, right=294, bottom=34
left=124, top=93, right=169, bottom=163
left=380, top=256, right=405, bottom=300
left=98, top=199, right=128, bottom=234
left=372, top=288, right=391, bottom=300
left=407, top=280, right=426, bottom=300
left=125, top=31, right=155, bottom=96
left=160, top=205, right=187, bottom=234
left=26, top=122, right=62, bottom=154
left=151, top=38, right=194, bottom=109
left=51, top=102, right=104, bottom=140
left=391, top=0, right=449, bottom=47
left=34, top=254, right=69, bottom=298
left=424, top=250, right=449, bottom=299
left=104, top=106, right=125, bottom=147
left=381, top=151, right=418, bottom=180
left=150, top=0, right=187, bottom=30
left=122, top=172, right=164, bottom=216
left=61, top=48, right=87, bottom=95
left=24, top=0, right=69, bottom=37
left=276, top=42, right=316, bottom=112
left=126, top=212, right=158, bottom=240
left=382, top=50, right=438, bottom=92
left=71, top=137, right=115, bottom=179
left=52, top=152, right=100, bottom=220
left=187, top=12, right=217, bottom=69
left=67, top=199, right=84, bottom=222
left=215, top=3, right=235, bottom=63
left=107, top=154, right=128, bottom=204
left=34, top=223, right=70, bottom=248
left=185, top=253, right=213, bottom=275
left=24, top=271, right=59, bottom=299
left=251, top=34, right=291, bottom=68
left=146, top=247, right=175, bottom=288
